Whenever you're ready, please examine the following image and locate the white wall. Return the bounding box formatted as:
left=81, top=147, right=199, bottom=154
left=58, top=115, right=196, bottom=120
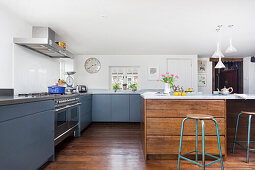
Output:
left=244, top=56, right=255, bottom=94
left=0, top=6, right=30, bottom=88
left=74, top=55, right=198, bottom=91
left=0, top=7, right=62, bottom=94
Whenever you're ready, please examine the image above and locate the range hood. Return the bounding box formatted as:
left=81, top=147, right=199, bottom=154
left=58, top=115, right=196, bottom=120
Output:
left=14, top=26, right=74, bottom=58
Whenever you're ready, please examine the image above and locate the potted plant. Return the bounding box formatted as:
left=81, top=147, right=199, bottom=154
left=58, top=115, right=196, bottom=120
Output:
left=113, top=83, right=120, bottom=92
left=157, top=72, right=179, bottom=94
left=130, top=84, right=137, bottom=92
left=123, top=83, right=127, bottom=90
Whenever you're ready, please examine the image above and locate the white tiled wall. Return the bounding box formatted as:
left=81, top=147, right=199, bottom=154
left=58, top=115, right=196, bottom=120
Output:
left=13, top=45, right=60, bottom=94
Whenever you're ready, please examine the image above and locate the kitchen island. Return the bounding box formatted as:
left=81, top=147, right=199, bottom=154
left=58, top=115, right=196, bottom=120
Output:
left=140, top=93, right=255, bottom=160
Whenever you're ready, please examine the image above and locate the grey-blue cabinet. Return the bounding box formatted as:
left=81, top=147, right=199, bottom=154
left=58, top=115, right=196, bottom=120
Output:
left=92, top=95, right=112, bottom=122
left=129, top=94, right=140, bottom=122
left=79, top=94, right=92, bottom=131
left=92, top=94, right=140, bottom=122
left=0, top=100, right=54, bottom=170
left=112, top=95, right=130, bottom=122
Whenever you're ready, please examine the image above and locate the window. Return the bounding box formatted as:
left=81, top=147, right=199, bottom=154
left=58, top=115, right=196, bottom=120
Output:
left=110, top=66, right=139, bottom=89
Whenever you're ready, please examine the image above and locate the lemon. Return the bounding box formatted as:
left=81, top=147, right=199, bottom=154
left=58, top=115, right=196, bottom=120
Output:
left=174, top=92, right=179, bottom=96
left=182, top=92, right=186, bottom=96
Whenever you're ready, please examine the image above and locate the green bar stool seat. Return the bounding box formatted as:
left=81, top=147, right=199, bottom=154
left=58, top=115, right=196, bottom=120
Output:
left=233, top=111, right=255, bottom=163
left=177, top=114, right=224, bottom=170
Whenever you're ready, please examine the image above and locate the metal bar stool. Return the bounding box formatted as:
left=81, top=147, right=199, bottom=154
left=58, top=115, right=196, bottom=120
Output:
left=233, top=111, right=255, bottom=163
left=177, top=114, right=224, bottom=170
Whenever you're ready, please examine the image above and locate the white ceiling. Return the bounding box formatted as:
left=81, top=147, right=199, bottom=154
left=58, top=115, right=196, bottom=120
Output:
left=1, top=0, right=255, bottom=57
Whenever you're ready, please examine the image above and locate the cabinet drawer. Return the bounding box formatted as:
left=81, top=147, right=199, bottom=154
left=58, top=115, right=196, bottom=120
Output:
left=147, top=136, right=225, bottom=155
left=146, top=100, right=225, bottom=118
left=0, top=100, right=54, bottom=123
left=147, top=118, right=225, bottom=136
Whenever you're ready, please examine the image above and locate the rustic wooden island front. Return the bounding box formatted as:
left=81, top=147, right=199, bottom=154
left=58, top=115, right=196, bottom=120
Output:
left=140, top=94, right=255, bottom=160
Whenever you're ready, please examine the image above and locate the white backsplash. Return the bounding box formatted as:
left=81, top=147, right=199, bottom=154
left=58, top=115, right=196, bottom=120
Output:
left=14, top=45, right=60, bottom=95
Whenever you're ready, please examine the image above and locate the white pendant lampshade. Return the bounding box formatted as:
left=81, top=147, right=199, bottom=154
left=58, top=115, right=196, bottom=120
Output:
left=215, top=57, right=225, bottom=69
left=225, top=39, right=237, bottom=53
left=212, top=41, right=225, bottom=58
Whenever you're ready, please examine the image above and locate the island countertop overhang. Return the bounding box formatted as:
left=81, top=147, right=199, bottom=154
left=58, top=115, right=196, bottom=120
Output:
left=141, top=93, right=255, bottom=100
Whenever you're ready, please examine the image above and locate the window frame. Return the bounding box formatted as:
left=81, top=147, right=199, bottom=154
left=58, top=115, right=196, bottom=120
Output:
left=109, top=66, right=140, bottom=90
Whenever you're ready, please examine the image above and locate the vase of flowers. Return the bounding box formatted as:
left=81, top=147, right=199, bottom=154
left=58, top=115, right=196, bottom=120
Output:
left=164, top=83, right=171, bottom=94
left=158, top=72, right=179, bottom=94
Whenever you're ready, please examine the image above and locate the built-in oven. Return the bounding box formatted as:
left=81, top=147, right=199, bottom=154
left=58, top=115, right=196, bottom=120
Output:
left=54, top=96, right=81, bottom=146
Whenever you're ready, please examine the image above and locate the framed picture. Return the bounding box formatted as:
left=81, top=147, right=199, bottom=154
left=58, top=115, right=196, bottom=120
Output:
left=198, top=74, right=207, bottom=87
left=198, top=60, right=207, bottom=73
left=147, top=66, right=159, bottom=80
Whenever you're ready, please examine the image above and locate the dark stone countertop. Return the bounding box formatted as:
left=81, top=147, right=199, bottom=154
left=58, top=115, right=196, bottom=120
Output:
left=0, top=95, right=55, bottom=106
left=0, top=93, right=91, bottom=106
left=0, top=90, right=157, bottom=106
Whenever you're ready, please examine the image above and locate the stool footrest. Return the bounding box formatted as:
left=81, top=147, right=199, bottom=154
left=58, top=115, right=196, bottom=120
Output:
left=180, top=150, right=222, bottom=167
left=234, top=141, right=255, bottom=151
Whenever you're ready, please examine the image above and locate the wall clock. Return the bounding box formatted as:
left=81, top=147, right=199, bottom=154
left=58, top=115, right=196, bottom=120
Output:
left=84, top=57, right=101, bottom=73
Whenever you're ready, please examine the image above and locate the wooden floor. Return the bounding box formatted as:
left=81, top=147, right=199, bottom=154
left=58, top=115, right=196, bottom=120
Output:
left=43, top=123, right=255, bottom=170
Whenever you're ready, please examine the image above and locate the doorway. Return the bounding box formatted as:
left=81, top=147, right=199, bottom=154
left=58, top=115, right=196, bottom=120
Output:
left=210, top=58, right=243, bottom=93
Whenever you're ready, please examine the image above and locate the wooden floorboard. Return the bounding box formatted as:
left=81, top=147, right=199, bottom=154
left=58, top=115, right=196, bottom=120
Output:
left=43, top=123, right=255, bottom=170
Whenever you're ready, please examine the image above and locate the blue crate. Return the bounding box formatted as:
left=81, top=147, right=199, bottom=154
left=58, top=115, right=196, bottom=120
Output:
left=48, top=85, right=65, bottom=94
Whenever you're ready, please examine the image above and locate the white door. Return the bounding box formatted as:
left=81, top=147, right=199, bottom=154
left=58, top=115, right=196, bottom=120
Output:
left=167, top=58, right=193, bottom=90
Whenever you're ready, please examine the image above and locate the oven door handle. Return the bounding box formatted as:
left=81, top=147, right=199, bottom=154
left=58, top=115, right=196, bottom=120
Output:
left=65, top=103, right=81, bottom=109
left=55, top=103, right=81, bottom=112
left=55, top=106, right=69, bottom=112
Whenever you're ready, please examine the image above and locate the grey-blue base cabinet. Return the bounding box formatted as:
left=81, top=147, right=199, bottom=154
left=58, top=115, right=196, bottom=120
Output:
left=92, top=95, right=112, bottom=122
left=0, top=100, right=55, bottom=170
left=129, top=94, right=141, bottom=122
left=92, top=94, right=140, bottom=122
left=112, top=95, right=130, bottom=122
left=79, top=94, right=92, bottom=132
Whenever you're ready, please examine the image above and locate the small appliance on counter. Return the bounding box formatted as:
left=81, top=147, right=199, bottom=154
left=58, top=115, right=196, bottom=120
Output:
left=65, top=71, right=76, bottom=94
left=76, top=85, right=87, bottom=93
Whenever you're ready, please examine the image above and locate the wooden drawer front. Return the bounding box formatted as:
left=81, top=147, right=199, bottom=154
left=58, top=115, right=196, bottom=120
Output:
left=147, top=118, right=225, bottom=136
left=146, top=100, right=225, bottom=118
left=147, top=136, right=225, bottom=155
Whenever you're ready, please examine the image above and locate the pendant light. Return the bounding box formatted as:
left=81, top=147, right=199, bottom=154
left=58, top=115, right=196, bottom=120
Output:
left=225, top=25, right=237, bottom=53
left=215, top=57, right=225, bottom=69
left=212, top=26, right=225, bottom=58
left=212, top=41, right=225, bottom=58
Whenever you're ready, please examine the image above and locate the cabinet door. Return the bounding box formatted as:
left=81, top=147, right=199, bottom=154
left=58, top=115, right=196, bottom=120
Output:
left=92, top=95, right=111, bottom=122
left=87, top=95, right=92, bottom=125
left=79, top=95, right=92, bottom=131
left=0, top=110, right=54, bottom=170
left=130, top=94, right=140, bottom=122
left=112, top=95, right=130, bottom=122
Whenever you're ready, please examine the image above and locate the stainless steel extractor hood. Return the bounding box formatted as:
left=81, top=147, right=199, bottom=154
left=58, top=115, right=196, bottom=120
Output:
left=13, top=26, right=74, bottom=58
